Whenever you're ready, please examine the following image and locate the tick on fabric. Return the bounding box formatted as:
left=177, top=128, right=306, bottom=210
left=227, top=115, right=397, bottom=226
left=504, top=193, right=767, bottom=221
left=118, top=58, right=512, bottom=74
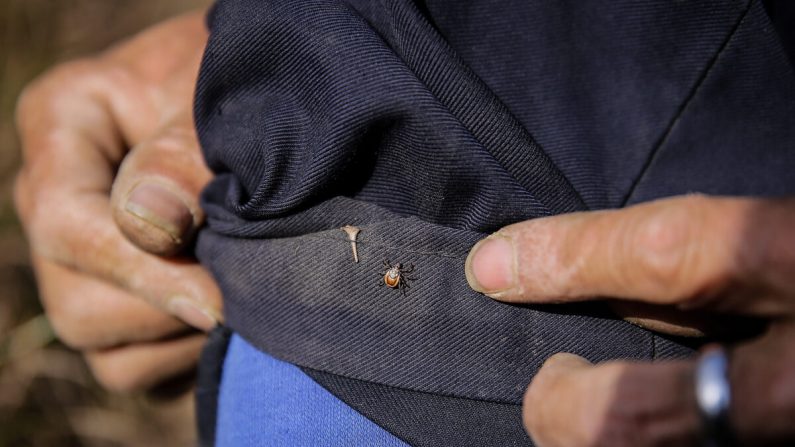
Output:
left=381, top=260, right=415, bottom=295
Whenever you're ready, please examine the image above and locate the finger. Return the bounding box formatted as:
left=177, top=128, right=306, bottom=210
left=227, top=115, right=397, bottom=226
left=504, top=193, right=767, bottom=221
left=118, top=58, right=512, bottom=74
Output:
left=606, top=301, right=764, bottom=339
left=111, top=115, right=212, bottom=255
left=100, top=10, right=207, bottom=122
left=465, top=195, right=795, bottom=316
left=15, top=115, right=222, bottom=332
left=728, top=321, right=795, bottom=445
left=527, top=322, right=795, bottom=447
left=23, top=157, right=222, bottom=331
left=19, top=148, right=221, bottom=334
left=15, top=59, right=129, bottom=170
left=12, top=12, right=220, bottom=333
left=85, top=333, right=206, bottom=393
left=34, top=256, right=190, bottom=350
left=523, top=353, right=701, bottom=447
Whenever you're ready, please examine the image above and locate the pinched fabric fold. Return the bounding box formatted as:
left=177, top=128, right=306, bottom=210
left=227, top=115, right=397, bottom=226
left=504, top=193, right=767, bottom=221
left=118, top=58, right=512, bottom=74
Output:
left=198, top=197, right=692, bottom=404
left=194, top=0, right=795, bottom=444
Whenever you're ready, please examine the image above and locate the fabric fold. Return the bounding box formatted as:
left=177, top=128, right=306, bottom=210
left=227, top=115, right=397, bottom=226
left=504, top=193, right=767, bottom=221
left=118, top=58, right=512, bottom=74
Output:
left=197, top=197, right=692, bottom=404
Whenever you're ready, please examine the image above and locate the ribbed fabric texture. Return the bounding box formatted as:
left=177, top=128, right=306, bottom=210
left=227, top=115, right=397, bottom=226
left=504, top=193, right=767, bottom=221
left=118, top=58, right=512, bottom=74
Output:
left=193, top=0, right=795, bottom=445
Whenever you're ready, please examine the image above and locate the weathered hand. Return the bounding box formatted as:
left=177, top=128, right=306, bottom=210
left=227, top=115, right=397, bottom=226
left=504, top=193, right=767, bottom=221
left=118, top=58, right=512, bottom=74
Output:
left=13, top=11, right=222, bottom=392
left=466, top=195, right=795, bottom=446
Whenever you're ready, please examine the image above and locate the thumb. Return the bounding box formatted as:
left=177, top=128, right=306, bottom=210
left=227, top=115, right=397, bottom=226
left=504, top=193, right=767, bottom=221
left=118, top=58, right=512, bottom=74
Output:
left=524, top=353, right=701, bottom=447
left=111, top=114, right=211, bottom=255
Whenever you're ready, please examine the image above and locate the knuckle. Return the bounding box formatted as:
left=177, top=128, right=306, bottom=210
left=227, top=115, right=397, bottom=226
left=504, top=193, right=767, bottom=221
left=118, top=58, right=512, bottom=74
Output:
left=14, top=85, right=39, bottom=128
left=628, top=198, right=705, bottom=298
left=125, top=129, right=208, bottom=189
left=37, top=58, right=103, bottom=88
left=88, top=356, right=148, bottom=393
left=45, top=298, right=100, bottom=350
left=14, top=73, right=53, bottom=127
left=26, top=194, right=111, bottom=270
left=144, top=126, right=196, bottom=153
left=48, top=320, right=92, bottom=351
left=12, top=173, right=31, bottom=224
left=15, top=59, right=98, bottom=126
left=25, top=194, right=63, bottom=258
left=37, top=276, right=105, bottom=349
left=121, top=123, right=209, bottom=186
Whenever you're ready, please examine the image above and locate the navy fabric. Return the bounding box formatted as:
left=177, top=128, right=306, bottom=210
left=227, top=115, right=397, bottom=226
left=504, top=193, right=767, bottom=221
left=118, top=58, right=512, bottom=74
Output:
left=301, top=367, right=534, bottom=446
left=193, top=0, right=795, bottom=444
left=196, top=199, right=693, bottom=404
left=626, top=1, right=795, bottom=204
left=425, top=0, right=746, bottom=208
left=196, top=326, right=232, bottom=447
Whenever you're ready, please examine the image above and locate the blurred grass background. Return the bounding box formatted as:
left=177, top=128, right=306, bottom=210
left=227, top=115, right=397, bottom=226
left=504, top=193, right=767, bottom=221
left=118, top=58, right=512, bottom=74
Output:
left=1, top=1, right=210, bottom=445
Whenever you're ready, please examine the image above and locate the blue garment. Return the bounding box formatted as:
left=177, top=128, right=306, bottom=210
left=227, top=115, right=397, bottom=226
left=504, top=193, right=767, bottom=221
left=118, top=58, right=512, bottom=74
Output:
left=216, top=334, right=407, bottom=446
left=194, top=0, right=795, bottom=445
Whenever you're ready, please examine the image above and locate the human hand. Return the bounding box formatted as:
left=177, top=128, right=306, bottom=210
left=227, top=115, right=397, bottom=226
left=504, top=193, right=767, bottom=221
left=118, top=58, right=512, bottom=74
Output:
left=13, top=10, right=222, bottom=392
left=465, top=195, right=795, bottom=446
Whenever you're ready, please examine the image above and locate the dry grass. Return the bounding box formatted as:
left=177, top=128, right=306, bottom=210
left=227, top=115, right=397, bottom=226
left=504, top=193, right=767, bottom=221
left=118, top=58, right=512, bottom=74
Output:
left=0, top=1, right=210, bottom=445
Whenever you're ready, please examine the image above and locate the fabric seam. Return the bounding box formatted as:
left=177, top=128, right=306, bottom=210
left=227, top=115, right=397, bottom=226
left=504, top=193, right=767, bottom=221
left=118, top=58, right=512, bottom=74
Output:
left=620, top=0, right=754, bottom=206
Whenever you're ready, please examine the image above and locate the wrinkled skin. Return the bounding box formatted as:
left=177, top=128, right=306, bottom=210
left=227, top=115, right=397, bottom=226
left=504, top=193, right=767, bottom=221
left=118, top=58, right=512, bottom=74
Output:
left=14, top=10, right=222, bottom=393
left=467, top=195, right=795, bottom=446
left=14, top=7, right=795, bottom=446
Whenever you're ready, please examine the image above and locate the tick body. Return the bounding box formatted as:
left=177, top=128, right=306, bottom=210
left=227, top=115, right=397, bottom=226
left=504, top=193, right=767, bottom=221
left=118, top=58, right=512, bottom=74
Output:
left=381, top=261, right=415, bottom=295
left=384, top=267, right=401, bottom=288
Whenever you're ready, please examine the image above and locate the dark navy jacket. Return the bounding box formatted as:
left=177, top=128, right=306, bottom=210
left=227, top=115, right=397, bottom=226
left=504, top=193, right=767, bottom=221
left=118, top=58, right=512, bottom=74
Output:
left=193, top=1, right=795, bottom=445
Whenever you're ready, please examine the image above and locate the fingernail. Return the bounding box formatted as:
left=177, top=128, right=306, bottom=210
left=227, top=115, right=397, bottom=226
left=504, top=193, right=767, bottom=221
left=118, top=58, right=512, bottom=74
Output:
left=465, top=234, right=516, bottom=296
left=168, top=297, right=218, bottom=332
left=124, top=182, right=192, bottom=243
left=543, top=353, right=593, bottom=371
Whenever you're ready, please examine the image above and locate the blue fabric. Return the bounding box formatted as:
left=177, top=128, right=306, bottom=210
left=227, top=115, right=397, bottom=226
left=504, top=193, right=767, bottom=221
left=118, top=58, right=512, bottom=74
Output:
left=195, top=0, right=795, bottom=445
left=216, top=334, right=408, bottom=446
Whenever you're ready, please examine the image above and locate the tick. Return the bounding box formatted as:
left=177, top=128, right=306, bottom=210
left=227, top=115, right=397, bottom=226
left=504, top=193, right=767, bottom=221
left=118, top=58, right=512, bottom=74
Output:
left=381, top=260, right=415, bottom=295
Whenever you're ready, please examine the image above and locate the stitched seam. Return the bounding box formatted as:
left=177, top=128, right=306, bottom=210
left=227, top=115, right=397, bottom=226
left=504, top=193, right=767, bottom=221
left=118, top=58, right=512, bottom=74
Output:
left=620, top=0, right=754, bottom=207
left=365, top=0, right=584, bottom=213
